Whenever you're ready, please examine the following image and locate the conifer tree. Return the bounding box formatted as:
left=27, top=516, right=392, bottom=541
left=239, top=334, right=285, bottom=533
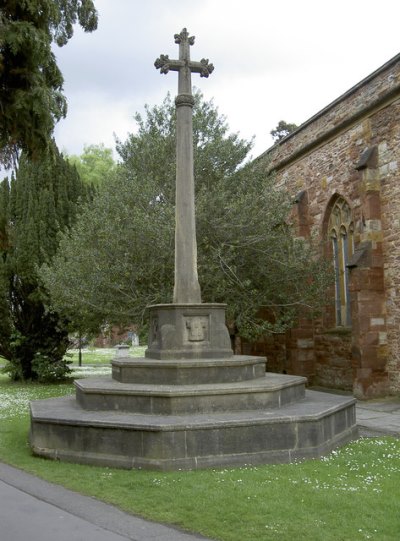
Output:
left=0, top=0, right=98, bottom=167
left=0, top=143, right=90, bottom=381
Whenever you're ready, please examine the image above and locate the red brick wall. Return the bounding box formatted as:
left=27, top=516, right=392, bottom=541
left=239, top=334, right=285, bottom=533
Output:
left=254, top=54, right=400, bottom=398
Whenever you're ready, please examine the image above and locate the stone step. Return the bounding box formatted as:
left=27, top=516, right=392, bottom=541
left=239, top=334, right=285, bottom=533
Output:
left=30, top=390, right=357, bottom=471
left=112, top=355, right=266, bottom=385
left=75, top=373, right=307, bottom=414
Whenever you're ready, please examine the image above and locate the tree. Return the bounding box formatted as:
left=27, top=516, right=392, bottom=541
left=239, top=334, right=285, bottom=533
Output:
left=270, top=120, right=298, bottom=143
left=41, top=93, right=332, bottom=341
left=0, top=143, right=92, bottom=381
left=66, top=143, right=117, bottom=186
left=0, top=0, right=98, bottom=168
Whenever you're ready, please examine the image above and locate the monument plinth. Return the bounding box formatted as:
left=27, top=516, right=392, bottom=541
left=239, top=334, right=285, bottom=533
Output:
left=145, top=304, right=232, bottom=360
left=30, top=29, right=358, bottom=471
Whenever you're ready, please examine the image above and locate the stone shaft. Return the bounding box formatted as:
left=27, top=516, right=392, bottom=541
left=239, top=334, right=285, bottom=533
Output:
left=155, top=28, right=214, bottom=304
left=174, top=93, right=200, bottom=303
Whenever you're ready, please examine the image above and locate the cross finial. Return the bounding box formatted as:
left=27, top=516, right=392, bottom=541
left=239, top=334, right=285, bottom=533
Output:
left=154, top=28, right=214, bottom=84
left=174, top=28, right=195, bottom=46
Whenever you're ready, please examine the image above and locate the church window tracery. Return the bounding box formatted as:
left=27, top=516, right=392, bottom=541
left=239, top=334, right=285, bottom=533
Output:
left=328, top=197, right=354, bottom=326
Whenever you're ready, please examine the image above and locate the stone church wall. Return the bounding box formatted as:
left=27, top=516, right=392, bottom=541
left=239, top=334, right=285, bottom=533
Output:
left=252, top=54, right=400, bottom=398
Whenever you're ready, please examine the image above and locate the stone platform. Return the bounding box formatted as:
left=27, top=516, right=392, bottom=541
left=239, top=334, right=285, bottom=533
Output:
left=30, top=353, right=357, bottom=470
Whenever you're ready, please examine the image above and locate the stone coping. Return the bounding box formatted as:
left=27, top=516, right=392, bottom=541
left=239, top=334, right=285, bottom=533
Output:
left=112, top=354, right=267, bottom=384
left=74, top=373, right=306, bottom=397
left=31, top=391, right=356, bottom=430
left=112, top=354, right=266, bottom=368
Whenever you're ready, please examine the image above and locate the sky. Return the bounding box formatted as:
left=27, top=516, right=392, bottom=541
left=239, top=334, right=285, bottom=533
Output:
left=52, top=0, right=400, bottom=161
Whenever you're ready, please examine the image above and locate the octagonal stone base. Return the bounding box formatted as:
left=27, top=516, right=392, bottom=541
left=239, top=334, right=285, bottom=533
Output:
left=75, top=372, right=306, bottom=414
left=29, top=302, right=358, bottom=470
left=30, top=353, right=357, bottom=470
left=30, top=390, right=357, bottom=470
left=112, top=355, right=266, bottom=385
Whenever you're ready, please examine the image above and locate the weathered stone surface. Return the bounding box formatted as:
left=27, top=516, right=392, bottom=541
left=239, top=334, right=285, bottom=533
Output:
left=30, top=391, right=357, bottom=471
left=74, top=372, right=306, bottom=414
left=155, top=28, right=213, bottom=304
left=112, top=355, right=266, bottom=384
left=145, top=304, right=232, bottom=360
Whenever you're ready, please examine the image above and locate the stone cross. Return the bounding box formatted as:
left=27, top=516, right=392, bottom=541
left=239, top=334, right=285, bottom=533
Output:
left=155, top=28, right=214, bottom=304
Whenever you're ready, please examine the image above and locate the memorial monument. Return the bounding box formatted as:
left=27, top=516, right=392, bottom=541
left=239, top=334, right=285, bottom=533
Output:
left=30, top=29, right=358, bottom=470
left=147, top=28, right=231, bottom=362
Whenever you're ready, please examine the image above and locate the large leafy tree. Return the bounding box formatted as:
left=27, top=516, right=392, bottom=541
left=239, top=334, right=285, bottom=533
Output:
left=270, top=120, right=298, bottom=143
left=0, top=144, right=91, bottom=380
left=0, top=0, right=98, bottom=167
left=42, top=93, right=331, bottom=340
left=66, top=143, right=116, bottom=186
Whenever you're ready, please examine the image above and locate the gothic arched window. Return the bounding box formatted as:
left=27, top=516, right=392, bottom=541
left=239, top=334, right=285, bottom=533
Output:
left=328, top=197, right=354, bottom=326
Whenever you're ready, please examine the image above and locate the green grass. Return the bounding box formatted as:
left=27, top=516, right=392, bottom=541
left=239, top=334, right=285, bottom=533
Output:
left=67, top=345, right=147, bottom=365
left=1, top=372, right=400, bottom=540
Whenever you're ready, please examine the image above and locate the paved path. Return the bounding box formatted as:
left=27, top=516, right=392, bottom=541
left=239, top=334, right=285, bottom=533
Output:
left=1, top=397, right=399, bottom=541
left=0, top=463, right=213, bottom=541
left=356, top=396, right=400, bottom=437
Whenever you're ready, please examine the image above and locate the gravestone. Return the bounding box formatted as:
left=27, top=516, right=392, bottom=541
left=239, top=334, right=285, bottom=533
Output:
left=29, top=29, right=358, bottom=470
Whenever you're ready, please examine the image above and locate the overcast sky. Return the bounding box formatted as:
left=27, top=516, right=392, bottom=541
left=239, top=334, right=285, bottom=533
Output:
left=53, top=0, right=400, bottom=160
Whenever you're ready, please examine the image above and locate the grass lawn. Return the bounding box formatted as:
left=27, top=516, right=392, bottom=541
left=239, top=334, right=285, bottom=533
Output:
left=67, top=345, right=147, bottom=365
left=0, top=368, right=400, bottom=540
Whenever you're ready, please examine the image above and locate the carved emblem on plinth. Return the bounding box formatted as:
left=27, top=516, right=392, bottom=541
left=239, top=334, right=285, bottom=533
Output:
left=185, top=316, right=208, bottom=342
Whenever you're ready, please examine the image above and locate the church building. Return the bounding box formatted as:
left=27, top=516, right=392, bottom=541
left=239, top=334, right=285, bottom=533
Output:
left=253, top=53, right=400, bottom=399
